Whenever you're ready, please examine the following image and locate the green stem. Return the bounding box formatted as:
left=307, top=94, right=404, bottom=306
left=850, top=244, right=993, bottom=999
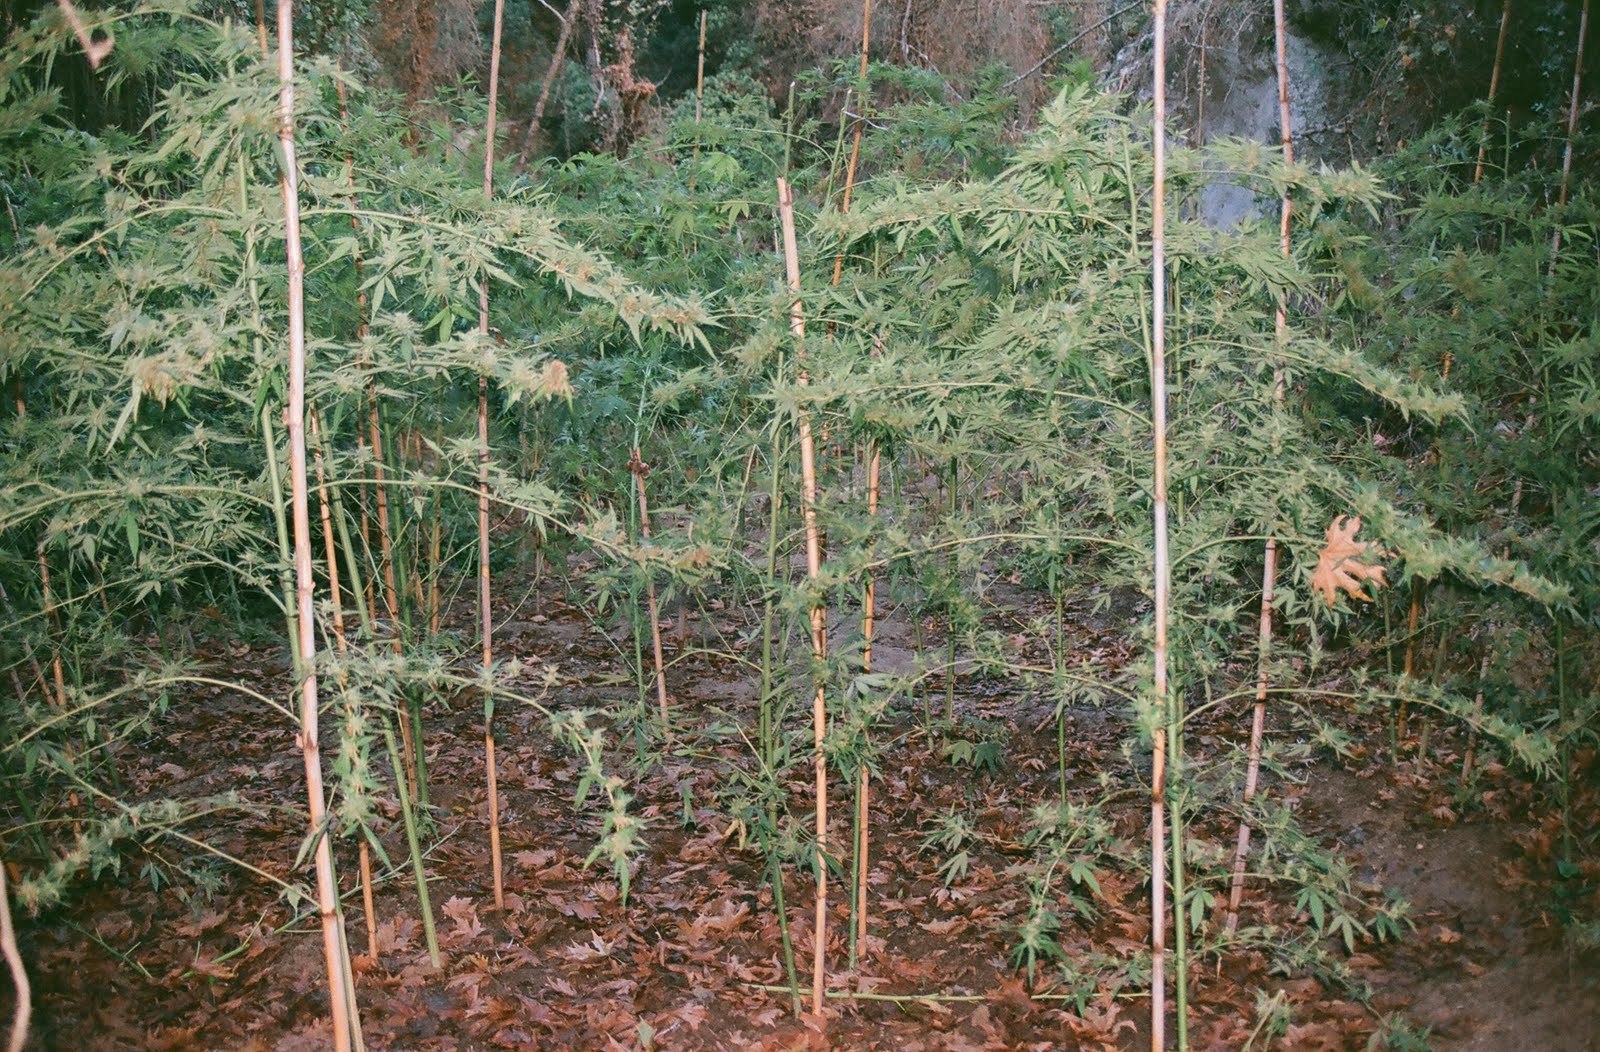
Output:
left=381, top=714, right=441, bottom=969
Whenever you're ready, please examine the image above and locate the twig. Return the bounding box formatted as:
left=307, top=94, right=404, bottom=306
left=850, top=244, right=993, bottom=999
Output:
left=1004, top=0, right=1142, bottom=90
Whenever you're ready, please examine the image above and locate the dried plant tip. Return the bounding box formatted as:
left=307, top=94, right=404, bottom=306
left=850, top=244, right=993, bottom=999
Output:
left=55, top=0, right=113, bottom=69
left=1311, top=515, right=1389, bottom=607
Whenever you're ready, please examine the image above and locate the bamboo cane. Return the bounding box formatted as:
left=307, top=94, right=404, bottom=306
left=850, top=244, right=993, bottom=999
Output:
left=478, top=0, right=508, bottom=911
left=1551, top=0, right=1590, bottom=264
left=777, top=176, right=830, bottom=1019
left=689, top=10, right=708, bottom=191
left=835, top=0, right=875, bottom=961
left=1148, top=2, right=1171, bottom=1047
left=0, top=854, right=28, bottom=1052
left=276, top=2, right=358, bottom=1043
left=309, top=408, right=379, bottom=958
left=856, top=341, right=880, bottom=953
left=1472, top=0, right=1512, bottom=187
left=830, top=0, right=872, bottom=286
left=629, top=449, right=673, bottom=739
left=1223, top=0, right=1295, bottom=939
left=36, top=546, right=67, bottom=712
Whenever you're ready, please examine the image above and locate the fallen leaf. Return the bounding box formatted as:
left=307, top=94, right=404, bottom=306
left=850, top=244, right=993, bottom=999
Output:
left=1310, top=515, right=1388, bottom=606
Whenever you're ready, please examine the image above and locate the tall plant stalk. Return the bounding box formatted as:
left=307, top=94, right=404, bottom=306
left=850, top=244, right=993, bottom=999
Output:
left=777, top=176, right=830, bottom=1019
left=629, top=449, right=672, bottom=739
left=1224, top=0, right=1295, bottom=937
left=1147, top=0, right=1172, bottom=1046
left=381, top=715, right=442, bottom=968
left=275, top=2, right=358, bottom=1043
left=479, top=0, right=507, bottom=911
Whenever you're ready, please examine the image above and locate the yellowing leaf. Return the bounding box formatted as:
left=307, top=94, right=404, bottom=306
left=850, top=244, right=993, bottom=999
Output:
left=1310, top=515, right=1389, bottom=607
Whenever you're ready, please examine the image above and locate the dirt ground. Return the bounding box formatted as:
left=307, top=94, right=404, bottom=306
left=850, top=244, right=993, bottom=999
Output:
left=7, top=564, right=1598, bottom=1049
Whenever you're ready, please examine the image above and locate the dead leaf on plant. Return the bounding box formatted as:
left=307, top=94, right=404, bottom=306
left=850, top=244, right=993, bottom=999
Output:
left=1310, top=515, right=1389, bottom=606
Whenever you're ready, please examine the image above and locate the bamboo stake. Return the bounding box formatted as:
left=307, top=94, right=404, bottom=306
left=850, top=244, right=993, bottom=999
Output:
left=628, top=449, right=672, bottom=739
left=1394, top=589, right=1421, bottom=746
left=309, top=409, right=379, bottom=960
left=252, top=0, right=268, bottom=56
left=1472, top=0, right=1513, bottom=186
left=688, top=10, right=708, bottom=191
left=1148, top=2, right=1171, bottom=1047
left=0, top=855, right=28, bottom=1052
left=837, top=0, right=875, bottom=960
left=517, top=0, right=578, bottom=170
left=1460, top=650, right=1492, bottom=785
left=276, top=2, right=358, bottom=1043
left=478, top=0, right=508, bottom=912
left=1551, top=0, right=1590, bottom=264
left=36, top=546, right=67, bottom=712
left=830, top=0, right=872, bottom=286
left=777, top=176, right=830, bottom=1019
left=856, top=340, right=881, bottom=952
left=1223, top=0, right=1295, bottom=938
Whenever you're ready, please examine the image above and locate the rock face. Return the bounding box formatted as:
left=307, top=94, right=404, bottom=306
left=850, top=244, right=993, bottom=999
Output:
left=1108, top=0, right=1346, bottom=229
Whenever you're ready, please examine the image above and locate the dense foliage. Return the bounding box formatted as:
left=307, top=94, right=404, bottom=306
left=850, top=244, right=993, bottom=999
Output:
left=0, top=0, right=1594, bottom=1046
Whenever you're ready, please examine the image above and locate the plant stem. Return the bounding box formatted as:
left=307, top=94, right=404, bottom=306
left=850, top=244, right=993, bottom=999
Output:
left=381, top=715, right=442, bottom=969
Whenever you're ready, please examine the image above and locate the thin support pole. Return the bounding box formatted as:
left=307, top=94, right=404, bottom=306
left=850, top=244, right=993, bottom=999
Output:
left=777, top=176, right=830, bottom=1020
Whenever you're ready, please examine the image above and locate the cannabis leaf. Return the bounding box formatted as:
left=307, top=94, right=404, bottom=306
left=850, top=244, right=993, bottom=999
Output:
left=1310, top=515, right=1388, bottom=606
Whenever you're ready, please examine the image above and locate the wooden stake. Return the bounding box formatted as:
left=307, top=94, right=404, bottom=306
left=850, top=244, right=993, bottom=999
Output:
left=309, top=408, right=380, bottom=960
left=36, top=546, right=67, bottom=712
left=1551, top=0, right=1590, bottom=263
left=276, top=1, right=358, bottom=1042
left=1149, top=2, right=1171, bottom=1045
left=629, top=449, right=673, bottom=739
left=1225, top=0, right=1295, bottom=937
left=836, top=0, right=876, bottom=959
left=1459, top=651, right=1492, bottom=785
left=830, top=0, right=872, bottom=287
left=0, top=854, right=28, bottom=1052
left=856, top=366, right=880, bottom=951
left=479, top=0, right=508, bottom=912
left=1152, top=0, right=1177, bottom=1042
left=1473, top=0, right=1513, bottom=186
left=689, top=10, right=708, bottom=190
left=777, top=176, right=830, bottom=1020
left=1394, top=589, right=1422, bottom=745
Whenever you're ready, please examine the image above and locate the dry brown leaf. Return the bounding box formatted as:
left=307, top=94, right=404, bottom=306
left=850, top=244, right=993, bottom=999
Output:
left=1310, top=515, right=1389, bottom=606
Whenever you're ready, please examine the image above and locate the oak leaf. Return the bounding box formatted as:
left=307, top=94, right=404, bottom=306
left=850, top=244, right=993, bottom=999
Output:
left=1310, top=515, right=1388, bottom=606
